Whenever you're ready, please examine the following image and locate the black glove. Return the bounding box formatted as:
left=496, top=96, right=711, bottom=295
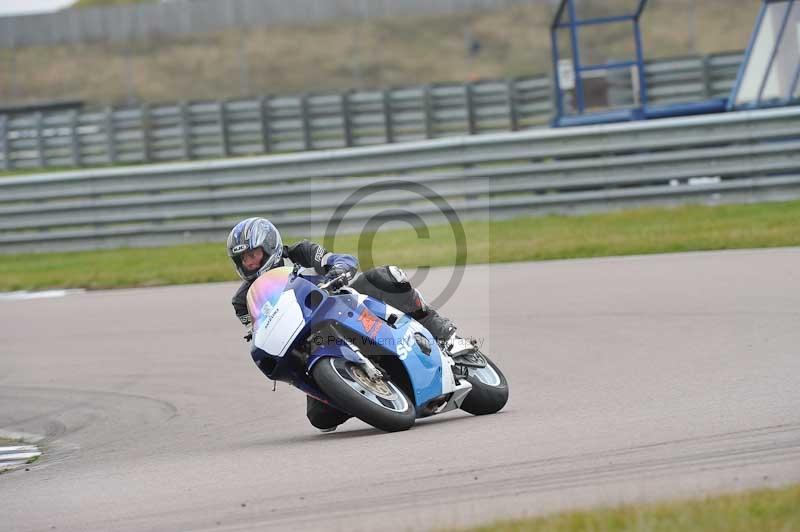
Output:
left=322, top=265, right=354, bottom=290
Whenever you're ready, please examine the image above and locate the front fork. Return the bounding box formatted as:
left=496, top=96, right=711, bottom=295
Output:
left=306, top=337, right=384, bottom=382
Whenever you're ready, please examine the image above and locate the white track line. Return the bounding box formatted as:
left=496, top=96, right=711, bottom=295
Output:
left=0, top=446, right=39, bottom=454
left=0, top=289, right=85, bottom=301
left=0, top=446, right=42, bottom=471
left=0, top=452, right=40, bottom=461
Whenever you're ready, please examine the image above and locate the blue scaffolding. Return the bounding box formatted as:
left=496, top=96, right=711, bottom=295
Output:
left=550, top=0, right=778, bottom=127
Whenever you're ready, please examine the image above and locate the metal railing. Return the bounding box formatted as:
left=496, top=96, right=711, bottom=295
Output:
left=1, top=105, right=798, bottom=254
left=0, top=52, right=744, bottom=171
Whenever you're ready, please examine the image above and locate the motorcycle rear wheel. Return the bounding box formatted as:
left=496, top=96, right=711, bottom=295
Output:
left=312, top=357, right=416, bottom=432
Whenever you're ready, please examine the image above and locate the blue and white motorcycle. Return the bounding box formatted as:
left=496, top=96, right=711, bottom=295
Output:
left=247, top=265, right=509, bottom=432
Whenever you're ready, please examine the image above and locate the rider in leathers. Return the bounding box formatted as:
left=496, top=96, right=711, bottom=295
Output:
left=227, top=217, right=474, bottom=432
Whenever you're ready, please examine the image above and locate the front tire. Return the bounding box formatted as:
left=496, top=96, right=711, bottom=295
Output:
left=459, top=353, right=509, bottom=416
left=312, top=357, right=416, bottom=432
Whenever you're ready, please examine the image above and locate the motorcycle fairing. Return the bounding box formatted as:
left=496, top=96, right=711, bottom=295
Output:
left=247, top=270, right=460, bottom=410
left=253, top=289, right=305, bottom=357
left=307, top=342, right=367, bottom=369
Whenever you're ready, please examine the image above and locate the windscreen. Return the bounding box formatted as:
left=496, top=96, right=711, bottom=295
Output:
left=246, top=266, right=293, bottom=329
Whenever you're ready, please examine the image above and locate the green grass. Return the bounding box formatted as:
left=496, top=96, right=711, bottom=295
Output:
left=1, top=201, right=799, bottom=292
left=456, top=484, right=800, bottom=532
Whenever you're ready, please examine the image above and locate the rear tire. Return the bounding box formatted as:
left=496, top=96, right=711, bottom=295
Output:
left=312, top=357, right=416, bottom=432
left=459, top=353, right=509, bottom=416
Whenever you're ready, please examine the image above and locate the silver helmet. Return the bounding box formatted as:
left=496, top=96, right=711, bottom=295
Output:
left=226, top=217, right=284, bottom=281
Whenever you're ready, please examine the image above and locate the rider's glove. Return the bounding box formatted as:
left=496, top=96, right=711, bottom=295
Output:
left=323, top=264, right=354, bottom=290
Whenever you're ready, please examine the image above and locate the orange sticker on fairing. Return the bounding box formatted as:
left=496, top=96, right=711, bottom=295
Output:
left=358, top=308, right=383, bottom=339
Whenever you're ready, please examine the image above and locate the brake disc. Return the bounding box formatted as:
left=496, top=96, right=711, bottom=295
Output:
left=350, top=364, right=397, bottom=400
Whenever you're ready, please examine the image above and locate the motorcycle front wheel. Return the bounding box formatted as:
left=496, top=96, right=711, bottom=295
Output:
left=312, top=357, right=416, bottom=432
left=458, top=353, right=509, bottom=416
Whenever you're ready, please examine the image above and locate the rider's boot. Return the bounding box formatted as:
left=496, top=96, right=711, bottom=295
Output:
left=446, top=334, right=477, bottom=357
left=415, top=309, right=476, bottom=358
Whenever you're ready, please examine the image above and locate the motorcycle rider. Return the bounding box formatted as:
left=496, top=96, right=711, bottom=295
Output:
left=227, top=217, right=475, bottom=432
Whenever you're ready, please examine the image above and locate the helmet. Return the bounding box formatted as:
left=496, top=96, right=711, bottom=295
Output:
left=226, top=217, right=284, bottom=281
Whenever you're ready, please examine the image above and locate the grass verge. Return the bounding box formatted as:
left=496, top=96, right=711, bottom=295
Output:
left=455, top=484, right=800, bottom=532
left=5, top=0, right=756, bottom=106
left=1, top=201, right=799, bottom=291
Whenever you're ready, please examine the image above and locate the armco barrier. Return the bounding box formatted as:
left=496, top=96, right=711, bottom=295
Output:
left=1, top=105, right=798, bottom=253
left=0, top=52, right=743, bottom=171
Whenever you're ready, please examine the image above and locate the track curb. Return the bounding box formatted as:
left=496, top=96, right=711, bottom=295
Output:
left=0, top=430, right=44, bottom=473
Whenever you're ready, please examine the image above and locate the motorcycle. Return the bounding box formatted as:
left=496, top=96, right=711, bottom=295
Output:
left=247, top=265, right=509, bottom=432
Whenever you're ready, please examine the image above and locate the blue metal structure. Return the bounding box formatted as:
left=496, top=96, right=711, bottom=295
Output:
left=551, top=0, right=650, bottom=126
left=551, top=0, right=729, bottom=127
left=728, top=0, right=800, bottom=110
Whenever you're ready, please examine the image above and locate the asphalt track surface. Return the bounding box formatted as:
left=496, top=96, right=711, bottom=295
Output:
left=1, top=248, right=799, bottom=532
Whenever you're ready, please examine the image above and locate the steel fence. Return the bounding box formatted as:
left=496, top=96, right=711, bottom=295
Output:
left=1, top=105, right=798, bottom=253
left=0, top=52, right=743, bottom=171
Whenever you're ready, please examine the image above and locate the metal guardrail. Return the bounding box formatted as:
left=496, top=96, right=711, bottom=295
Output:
left=1, top=105, right=798, bottom=254
left=0, top=79, right=550, bottom=170
left=0, top=52, right=743, bottom=171
left=645, top=53, right=743, bottom=104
